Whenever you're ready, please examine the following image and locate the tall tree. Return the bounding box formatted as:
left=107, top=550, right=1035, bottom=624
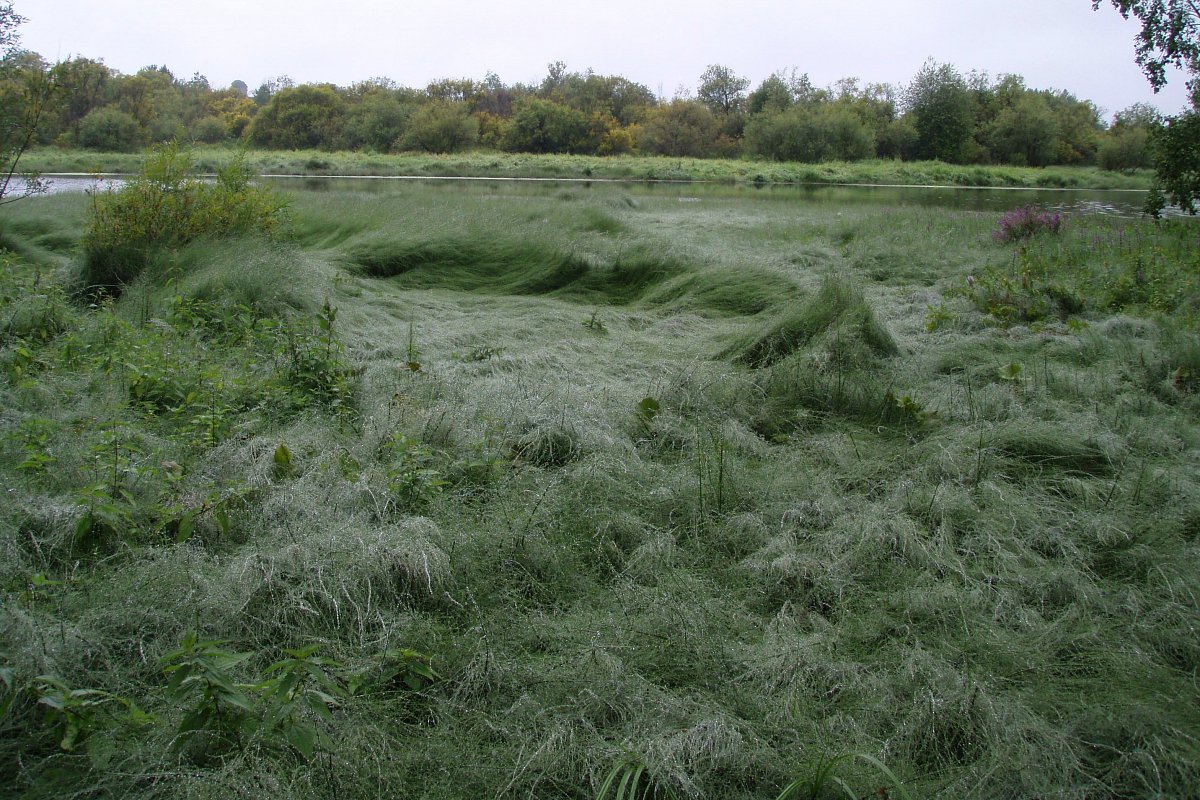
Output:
left=1094, top=0, right=1200, bottom=91
left=1094, top=0, right=1200, bottom=211
left=697, top=64, right=749, bottom=115
left=0, top=2, right=54, bottom=203
left=903, top=59, right=974, bottom=162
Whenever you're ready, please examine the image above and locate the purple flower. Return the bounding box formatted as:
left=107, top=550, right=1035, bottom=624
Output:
left=994, top=205, right=1065, bottom=243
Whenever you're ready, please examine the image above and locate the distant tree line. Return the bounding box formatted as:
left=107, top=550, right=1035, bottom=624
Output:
left=0, top=45, right=1179, bottom=171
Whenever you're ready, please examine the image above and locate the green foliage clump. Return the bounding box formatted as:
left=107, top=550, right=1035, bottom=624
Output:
left=503, top=97, right=593, bottom=155
left=745, top=105, right=875, bottom=163
left=80, top=141, right=288, bottom=292
left=1147, top=111, right=1200, bottom=214
left=401, top=101, right=478, bottom=153
left=75, top=107, right=141, bottom=152
left=248, top=84, right=346, bottom=150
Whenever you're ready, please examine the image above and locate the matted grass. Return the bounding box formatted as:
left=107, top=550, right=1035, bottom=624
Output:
left=1, top=178, right=1198, bottom=799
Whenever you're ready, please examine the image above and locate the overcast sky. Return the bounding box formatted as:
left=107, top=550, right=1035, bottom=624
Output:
left=19, top=0, right=1194, bottom=121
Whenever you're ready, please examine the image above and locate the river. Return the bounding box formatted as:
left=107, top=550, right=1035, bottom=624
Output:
left=34, top=173, right=1187, bottom=218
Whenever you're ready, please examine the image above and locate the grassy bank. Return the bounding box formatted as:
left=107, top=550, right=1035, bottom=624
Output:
left=22, top=146, right=1155, bottom=190
left=1, top=180, right=1198, bottom=799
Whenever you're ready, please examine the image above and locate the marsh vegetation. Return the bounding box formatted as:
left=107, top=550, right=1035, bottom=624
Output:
left=1, top=157, right=1198, bottom=798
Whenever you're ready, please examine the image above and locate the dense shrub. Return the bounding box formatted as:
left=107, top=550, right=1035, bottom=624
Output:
left=502, top=98, right=591, bottom=154
left=189, top=115, right=228, bottom=144
left=987, top=95, right=1061, bottom=167
left=401, top=101, right=477, bottom=153
left=637, top=100, right=719, bottom=157
left=1097, top=127, right=1154, bottom=172
left=76, top=107, right=141, bottom=152
left=80, top=141, right=289, bottom=292
left=340, top=93, right=413, bottom=152
left=745, top=105, right=875, bottom=162
left=249, top=85, right=346, bottom=150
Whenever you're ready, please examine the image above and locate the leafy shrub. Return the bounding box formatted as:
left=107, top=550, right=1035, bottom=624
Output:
left=745, top=105, right=875, bottom=163
left=189, top=115, right=228, bottom=144
left=1097, top=127, right=1154, bottom=172
left=993, top=205, right=1064, bottom=243
left=76, top=107, right=141, bottom=152
left=80, top=141, right=288, bottom=292
left=502, top=98, right=592, bottom=155
left=401, top=101, right=478, bottom=154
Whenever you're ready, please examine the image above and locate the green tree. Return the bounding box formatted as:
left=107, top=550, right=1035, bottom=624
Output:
left=401, top=101, right=477, bottom=153
left=745, top=104, right=874, bottom=162
left=637, top=99, right=720, bottom=157
left=1044, top=90, right=1103, bottom=164
left=1094, top=0, right=1199, bottom=91
left=248, top=84, right=345, bottom=150
left=1152, top=111, right=1200, bottom=211
left=341, top=92, right=413, bottom=152
left=49, top=56, right=110, bottom=141
left=1098, top=125, right=1154, bottom=170
left=904, top=59, right=974, bottom=162
left=76, top=107, right=141, bottom=151
left=502, top=97, right=591, bottom=154
left=112, top=67, right=184, bottom=144
left=988, top=94, right=1061, bottom=166
left=548, top=70, right=655, bottom=125
left=747, top=73, right=794, bottom=115
left=1094, top=0, right=1200, bottom=211
left=0, top=2, right=55, bottom=203
left=697, top=64, right=749, bottom=116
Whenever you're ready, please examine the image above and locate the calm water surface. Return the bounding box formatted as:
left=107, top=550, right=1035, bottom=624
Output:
left=38, top=173, right=1185, bottom=218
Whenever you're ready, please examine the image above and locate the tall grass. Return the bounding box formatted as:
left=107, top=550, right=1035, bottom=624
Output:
left=1, top=179, right=1198, bottom=799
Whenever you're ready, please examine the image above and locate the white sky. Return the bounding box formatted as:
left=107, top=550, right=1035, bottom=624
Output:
left=19, top=0, right=1194, bottom=121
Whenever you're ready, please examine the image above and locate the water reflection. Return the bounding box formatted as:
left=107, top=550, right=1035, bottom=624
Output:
left=33, top=172, right=1195, bottom=219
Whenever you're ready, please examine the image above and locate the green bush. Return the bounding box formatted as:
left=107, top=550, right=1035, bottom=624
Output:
left=401, top=101, right=478, bottom=154
left=76, top=107, right=142, bottom=152
left=745, top=105, right=875, bottom=163
left=1096, top=127, right=1153, bottom=172
left=79, top=141, right=288, bottom=292
left=502, top=98, right=592, bottom=154
left=189, top=115, right=228, bottom=145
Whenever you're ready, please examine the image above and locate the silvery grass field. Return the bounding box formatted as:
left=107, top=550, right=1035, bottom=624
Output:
left=1, top=171, right=1199, bottom=798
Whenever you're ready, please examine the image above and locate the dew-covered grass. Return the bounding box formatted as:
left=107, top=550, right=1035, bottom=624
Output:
left=1, top=179, right=1198, bottom=799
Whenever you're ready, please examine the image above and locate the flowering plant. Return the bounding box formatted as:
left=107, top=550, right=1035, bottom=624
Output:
left=993, top=205, right=1064, bottom=243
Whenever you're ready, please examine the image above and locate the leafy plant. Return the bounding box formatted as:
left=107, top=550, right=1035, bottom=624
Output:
left=347, top=647, right=442, bottom=696
left=595, top=755, right=678, bottom=800
left=383, top=433, right=448, bottom=511
left=11, top=417, right=57, bottom=474
left=880, top=390, right=932, bottom=430
left=775, top=753, right=915, bottom=800
left=272, top=442, right=296, bottom=480
left=32, top=675, right=150, bottom=752
left=924, top=303, right=956, bottom=332
left=282, top=300, right=354, bottom=411
left=254, top=645, right=345, bottom=760
left=635, top=396, right=661, bottom=433
left=80, top=141, right=288, bottom=292
left=583, top=309, right=608, bottom=333
left=159, top=631, right=257, bottom=753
